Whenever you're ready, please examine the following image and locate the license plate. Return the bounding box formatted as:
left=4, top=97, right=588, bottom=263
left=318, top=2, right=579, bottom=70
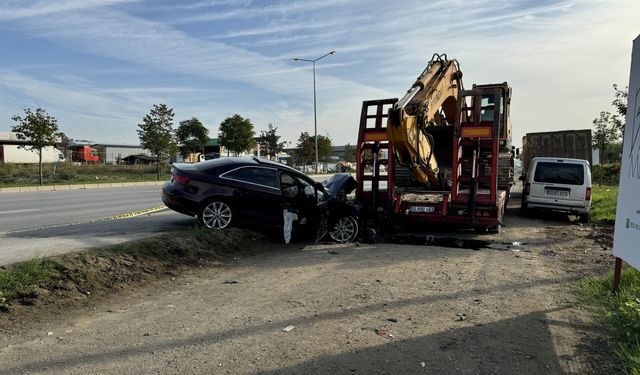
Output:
left=545, top=189, right=569, bottom=197
left=408, top=206, right=435, bottom=213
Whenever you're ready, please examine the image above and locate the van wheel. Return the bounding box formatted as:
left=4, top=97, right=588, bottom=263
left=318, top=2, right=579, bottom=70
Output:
left=579, top=213, right=589, bottom=224
left=520, top=202, right=529, bottom=217
left=198, top=199, right=233, bottom=229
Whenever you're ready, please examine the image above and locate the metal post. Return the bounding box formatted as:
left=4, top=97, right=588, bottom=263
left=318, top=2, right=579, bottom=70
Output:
left=313, top=60, right=319, bottom=174
left=613, top=257, right=622, bottom=294
left=291, top=51, right=335, bottom=175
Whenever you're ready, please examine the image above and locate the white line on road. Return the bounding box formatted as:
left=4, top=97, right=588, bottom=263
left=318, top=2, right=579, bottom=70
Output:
left=0, top=209, right=41, bottom=215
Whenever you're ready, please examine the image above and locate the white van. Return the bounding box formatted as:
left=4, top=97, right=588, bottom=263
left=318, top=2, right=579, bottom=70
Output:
left=520, top=157, right=592, bottom=222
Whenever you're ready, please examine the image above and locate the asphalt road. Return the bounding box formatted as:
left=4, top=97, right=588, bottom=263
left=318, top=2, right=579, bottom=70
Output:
left=0, top=186, right=194, bottom=265
left=0, top=176, right=333, bottom=266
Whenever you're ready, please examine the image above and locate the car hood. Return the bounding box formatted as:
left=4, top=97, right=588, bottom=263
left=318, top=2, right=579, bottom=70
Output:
left=322, top=173, right=357, bottom=198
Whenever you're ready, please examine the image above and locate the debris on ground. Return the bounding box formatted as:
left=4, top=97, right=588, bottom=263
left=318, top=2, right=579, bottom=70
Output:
left=455, top=313, right=467, bottom=321
left=282, top=325, right=296, bottom=332
left=374, top=326, right=390, bottom=337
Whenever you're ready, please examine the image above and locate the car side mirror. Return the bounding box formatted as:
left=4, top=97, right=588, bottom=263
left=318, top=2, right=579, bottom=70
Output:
left=314, top=182, right=325, bottom=192
left=283, top=185, right=299, bottom=198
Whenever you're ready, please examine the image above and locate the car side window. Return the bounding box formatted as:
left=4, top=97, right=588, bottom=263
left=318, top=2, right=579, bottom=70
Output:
left=280, top=173, right=296, bottom=188
left=280, top=173, right=315, bottom=197
left=223, top=167, right=277, bottom=188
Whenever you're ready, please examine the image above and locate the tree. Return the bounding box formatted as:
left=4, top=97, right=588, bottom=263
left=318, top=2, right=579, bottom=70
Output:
left=611, top=84, right=628, bottom=137
left=343, top=143, right=356, bottom=163
left=138, top=104, right=176, bottom=180
left=293, top=132, right=333, bottom=171
left=258, top=123, right=286, bottom=159
left=293, top=132, right=315, bottom=170
left=11, top=107, right=60, bottom=185
left=176, top=117, right=209, bottom=160
left=218, top=114, right=256, bottom=156
left=592, top=111, right=620, bottom=185
left=317, top=134, right=333, bottom=164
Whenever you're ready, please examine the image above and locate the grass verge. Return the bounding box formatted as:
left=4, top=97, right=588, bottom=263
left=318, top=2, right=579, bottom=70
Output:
left=0, top=228, right=256, bottom=312
left=0, top=260, right=55, bottom=302
left=0, top=163, right=171, bottom=187
left=580, top=265, right=640, bottom=373
left=591, top=185, right=618, bottom=223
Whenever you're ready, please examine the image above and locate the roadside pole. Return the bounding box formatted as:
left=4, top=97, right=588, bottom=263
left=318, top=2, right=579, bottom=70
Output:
left=613, top=257, right=622, bottom=294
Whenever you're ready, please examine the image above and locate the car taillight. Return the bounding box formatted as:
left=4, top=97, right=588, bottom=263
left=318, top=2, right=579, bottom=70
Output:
left=523, top=183, right=530, bottom=196
left=174, top=174, right=190, bottom=185
left=585, top=187, right=592, bottom=201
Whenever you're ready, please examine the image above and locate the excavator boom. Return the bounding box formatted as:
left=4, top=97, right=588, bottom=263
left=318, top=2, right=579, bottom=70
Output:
left=387, top=54, right=463, bottom=186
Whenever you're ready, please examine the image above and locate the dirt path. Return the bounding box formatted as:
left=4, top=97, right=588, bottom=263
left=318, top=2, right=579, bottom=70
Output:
left=0, top=206, right=620, bottom=374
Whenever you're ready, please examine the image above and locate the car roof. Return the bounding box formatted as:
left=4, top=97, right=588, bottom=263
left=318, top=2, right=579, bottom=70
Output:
left=182, top=157, right=309, bottom=177
left=531, top=157, right=590, bottom=164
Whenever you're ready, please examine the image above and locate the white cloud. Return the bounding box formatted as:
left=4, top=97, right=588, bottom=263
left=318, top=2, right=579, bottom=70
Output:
left=0, top=0, right=136, bottom=20
left=0, top=0, right=638, bottom=147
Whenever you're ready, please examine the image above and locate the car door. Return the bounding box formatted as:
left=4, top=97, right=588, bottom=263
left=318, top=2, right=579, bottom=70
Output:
left=280, top=172, right=329, bottom=239
left=220, top=166, right=282, bottom=226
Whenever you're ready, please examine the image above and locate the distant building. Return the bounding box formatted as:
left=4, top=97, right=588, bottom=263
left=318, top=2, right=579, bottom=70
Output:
left=122, top=154, right=156, bottom=165
left=93, top=144, right=150, bottom=164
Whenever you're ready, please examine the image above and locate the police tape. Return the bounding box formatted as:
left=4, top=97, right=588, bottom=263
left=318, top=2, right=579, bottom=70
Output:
left=100, top=205, right=168, bottom=222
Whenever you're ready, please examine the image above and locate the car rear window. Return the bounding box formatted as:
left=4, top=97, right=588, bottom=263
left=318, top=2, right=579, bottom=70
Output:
left=533, top=162, right=584, bottom=185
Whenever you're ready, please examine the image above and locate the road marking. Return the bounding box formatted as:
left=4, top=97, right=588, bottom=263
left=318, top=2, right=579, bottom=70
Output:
left=5, top=205, right=169, bottom=234
left=102, top=205, right=168, bottom=221
left=0, top=209, right=41, bottom=215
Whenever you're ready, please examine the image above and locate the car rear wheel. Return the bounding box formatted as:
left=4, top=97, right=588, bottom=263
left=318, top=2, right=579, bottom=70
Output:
left=198, top=200, right=233, bottom=230
left=329, top=216, right=359, bottom=243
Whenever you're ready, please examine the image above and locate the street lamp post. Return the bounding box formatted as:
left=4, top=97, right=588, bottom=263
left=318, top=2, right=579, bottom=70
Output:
left=292, top=50, right=335, bottom=174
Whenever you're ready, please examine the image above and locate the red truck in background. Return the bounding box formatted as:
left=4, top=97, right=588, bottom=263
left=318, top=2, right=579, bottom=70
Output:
left=70, top=145, right=100, bottom=163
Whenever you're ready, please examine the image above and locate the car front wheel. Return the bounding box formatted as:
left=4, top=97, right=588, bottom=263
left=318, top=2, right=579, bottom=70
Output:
left=329, top=216, right=359, bottom=243
left=198, top=200, right=233, bottom=229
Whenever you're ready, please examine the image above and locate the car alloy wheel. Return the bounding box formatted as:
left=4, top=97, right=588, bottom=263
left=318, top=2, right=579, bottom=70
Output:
left=329, top=216, right=358, bottom=243
left=200, top=201, right=232, bottom=229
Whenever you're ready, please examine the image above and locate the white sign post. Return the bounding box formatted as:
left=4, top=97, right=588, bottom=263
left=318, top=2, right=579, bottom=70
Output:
left=613, top=34, right=640, bottom=290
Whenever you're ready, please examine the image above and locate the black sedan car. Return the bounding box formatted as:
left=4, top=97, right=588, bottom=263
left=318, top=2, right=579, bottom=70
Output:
left=162, top=157, right=359, bottom=242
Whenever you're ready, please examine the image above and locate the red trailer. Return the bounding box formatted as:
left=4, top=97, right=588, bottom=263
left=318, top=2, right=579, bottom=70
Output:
left=355, top=85, right=508, bottom=233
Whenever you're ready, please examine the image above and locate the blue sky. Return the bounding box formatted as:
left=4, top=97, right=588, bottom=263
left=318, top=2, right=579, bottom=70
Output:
left=0, top=0, right=638, bottom=147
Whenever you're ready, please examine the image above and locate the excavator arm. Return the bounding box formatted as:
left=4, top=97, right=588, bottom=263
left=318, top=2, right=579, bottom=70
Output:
left=387, top=54, right=463, bottom=186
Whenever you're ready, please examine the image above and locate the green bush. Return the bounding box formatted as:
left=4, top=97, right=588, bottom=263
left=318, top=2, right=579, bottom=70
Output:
left=591, top=185, right=618, bottom=223
left=581, top=266, right=640, bottom=373
left=0, top=259, right=54, bottom=300
left=593, top=163, right=621, bottom=185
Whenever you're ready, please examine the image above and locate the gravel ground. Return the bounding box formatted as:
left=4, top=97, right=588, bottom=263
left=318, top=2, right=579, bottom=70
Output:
left=0, top=197, right=621, bottom=374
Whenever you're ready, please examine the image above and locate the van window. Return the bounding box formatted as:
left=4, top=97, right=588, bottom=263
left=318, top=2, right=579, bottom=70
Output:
left=533, top=162, right=584, bottom=185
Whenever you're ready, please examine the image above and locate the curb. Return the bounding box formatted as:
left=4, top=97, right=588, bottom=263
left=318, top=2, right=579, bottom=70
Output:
left=0, top=181, right=165, bottom=194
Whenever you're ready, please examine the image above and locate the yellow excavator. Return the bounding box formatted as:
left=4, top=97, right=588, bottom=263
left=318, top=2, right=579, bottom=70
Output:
left=387, top=54, right=513, bottom=193
left=387, top=53, right=463, bottom=187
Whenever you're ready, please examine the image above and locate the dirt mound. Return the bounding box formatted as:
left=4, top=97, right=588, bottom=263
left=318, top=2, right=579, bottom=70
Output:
left=0, top=228, right=260, bottom=327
